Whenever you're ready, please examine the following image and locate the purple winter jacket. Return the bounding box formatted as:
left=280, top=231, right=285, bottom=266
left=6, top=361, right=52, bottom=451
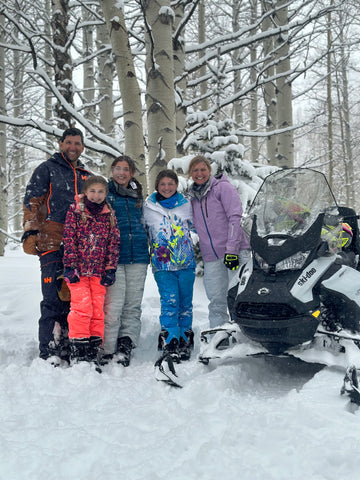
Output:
left=189, top=174, right=249, bottom=262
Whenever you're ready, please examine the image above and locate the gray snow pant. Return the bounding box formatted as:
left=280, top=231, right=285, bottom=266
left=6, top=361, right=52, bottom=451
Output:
left=102, top=263, right=148, bottom=354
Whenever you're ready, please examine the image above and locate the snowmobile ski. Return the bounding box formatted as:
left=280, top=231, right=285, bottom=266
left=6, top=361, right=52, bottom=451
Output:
left=198, top=322, right=267, bottom=364
left=199, top=324, right=238, bottom=364
left=316, top=326, right=360, bottom=345
left=154, top=354, right=183, bottom=388
left=341, top=366, right=360, bottom=404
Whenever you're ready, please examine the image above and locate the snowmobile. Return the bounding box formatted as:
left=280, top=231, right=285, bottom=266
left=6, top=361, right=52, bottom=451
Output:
left=199, top=167, right=360, bottom=403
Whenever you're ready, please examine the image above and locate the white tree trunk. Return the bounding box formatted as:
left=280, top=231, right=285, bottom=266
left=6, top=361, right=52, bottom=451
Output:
left=249, top=0, right=258, bottom=163
left=96, top=17, right=114, bottom=139
left=262, top=0, right=277, bottom=163
left=12, top=42, right=24, bottom=236
left=96, top=10, right=115, bottom=176
left=83, top=6, right=96, bottom=126
left=173, top=2, right=186, bottom=155
left=232, top=0, right=243, bottom=145
left=100, top=0, right=146, bottom=185
left=45, top=0, right=54, bottom=158
left=51, top=0, right=73, bottom=128
left=274, top=0, right=293, bottom=167
left=198, top=0, right=208, bottom=112
left=326, top=5, right=334, bottom=190
left=82, top=6, right=98, bottom=170
left=0, top=14, right=7, bottom=255
left=338, top=15, right=354, bottom=207
left=145, top=0, right=177, bottom=190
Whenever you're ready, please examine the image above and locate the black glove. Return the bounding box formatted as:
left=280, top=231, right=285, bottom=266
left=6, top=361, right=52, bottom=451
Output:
left=224, top=253, right=239, bottom=271
left=63, top=267, right=80, bottom=284
left=100, top=269, right=116, bottom=286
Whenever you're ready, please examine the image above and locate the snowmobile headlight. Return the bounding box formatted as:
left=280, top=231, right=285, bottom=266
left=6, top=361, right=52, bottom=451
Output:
left=254, top=251, right=311, bottom=272
left=274, top=251, right=311, bottom=271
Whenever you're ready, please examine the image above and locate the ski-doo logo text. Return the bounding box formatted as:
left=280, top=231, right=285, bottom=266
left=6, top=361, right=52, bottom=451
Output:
left=297, top=268, right=316, bottom=286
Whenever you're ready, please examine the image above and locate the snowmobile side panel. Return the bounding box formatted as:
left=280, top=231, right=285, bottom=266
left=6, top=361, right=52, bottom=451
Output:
left=234, top=260, right=253, bottom=296
left=321, top=265, right=360, bottom=304
left=290, top=255, right=336, bottom=303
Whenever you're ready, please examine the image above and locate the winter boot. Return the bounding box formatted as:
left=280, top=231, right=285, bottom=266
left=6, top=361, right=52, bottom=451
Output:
left=158, top=330, right=180, bottom=363
left=69, top=338, right=90, bottom=364
left=179, top=328, right=194, bottom=361
left=99, top=353, right=113, bottom=366
left=115, top=336, right=133, bottom=367
left=39, top=348, right=62, bottom=367
left=87, top=336, right=102, bottom=364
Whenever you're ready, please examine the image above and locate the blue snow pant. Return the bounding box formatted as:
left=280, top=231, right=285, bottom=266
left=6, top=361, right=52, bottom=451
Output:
left=39, top=250, right=70, bottom=357
left=154, top=268, right=195, bottom=344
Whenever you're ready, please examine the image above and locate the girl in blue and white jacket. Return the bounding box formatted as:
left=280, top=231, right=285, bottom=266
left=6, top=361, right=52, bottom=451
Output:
left=143, top=169, right=196, bottom=361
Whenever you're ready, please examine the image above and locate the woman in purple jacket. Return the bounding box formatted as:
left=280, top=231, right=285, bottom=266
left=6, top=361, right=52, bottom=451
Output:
left=188, top=156, right=250, bottom=328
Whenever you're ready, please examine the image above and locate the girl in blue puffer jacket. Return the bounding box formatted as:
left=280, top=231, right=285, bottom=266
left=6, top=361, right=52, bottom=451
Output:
left=101, top=156, right=149, bottom=366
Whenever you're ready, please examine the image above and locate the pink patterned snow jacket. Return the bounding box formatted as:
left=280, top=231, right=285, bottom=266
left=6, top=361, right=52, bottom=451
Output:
left=63, top=195, right=120, bottom=277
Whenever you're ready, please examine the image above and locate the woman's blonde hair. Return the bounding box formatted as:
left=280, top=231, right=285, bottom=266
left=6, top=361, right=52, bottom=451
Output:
left=188, top=155, right=212, bottom=177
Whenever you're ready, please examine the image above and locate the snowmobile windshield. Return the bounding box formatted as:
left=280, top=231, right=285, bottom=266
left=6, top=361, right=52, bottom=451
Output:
left=247, top=168, right=339, bottom=238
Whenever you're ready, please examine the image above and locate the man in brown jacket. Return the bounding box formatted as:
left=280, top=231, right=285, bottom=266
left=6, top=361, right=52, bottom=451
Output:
left=22, top=128, right=92, bottom=361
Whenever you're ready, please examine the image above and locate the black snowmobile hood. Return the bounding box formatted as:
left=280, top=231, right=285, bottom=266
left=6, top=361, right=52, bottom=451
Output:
left=251, top=213, right=324, bottom=267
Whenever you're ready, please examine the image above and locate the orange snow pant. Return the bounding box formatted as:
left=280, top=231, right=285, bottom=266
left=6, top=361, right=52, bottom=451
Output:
left=67, top=276, right=106, bottom=340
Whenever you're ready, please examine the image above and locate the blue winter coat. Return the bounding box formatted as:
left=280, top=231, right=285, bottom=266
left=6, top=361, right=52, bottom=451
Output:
left=107, top=179, right=149, bottom=265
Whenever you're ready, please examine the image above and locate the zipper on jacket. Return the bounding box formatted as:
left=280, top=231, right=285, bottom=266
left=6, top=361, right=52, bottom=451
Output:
left=61, top=152, right=83, bottom=198
left=125, top=197, right=134, bottom=262
left=200, top=199, right=218, bottom=259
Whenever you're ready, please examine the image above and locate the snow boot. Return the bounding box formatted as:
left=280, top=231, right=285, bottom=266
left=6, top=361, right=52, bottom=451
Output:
left=158, top=330, right=180, bottom=363
left=99, top=353, right=113, bottom=366
left=179, top=328, right=194, bottom=361
left=115, top=336, right=133, bottom=367
left=69, top=338, right=90, bottom=364
left=87, top=336, right=102, bottom=363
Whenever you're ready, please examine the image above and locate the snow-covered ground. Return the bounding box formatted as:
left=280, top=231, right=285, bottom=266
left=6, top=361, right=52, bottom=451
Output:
left=1, top=246, right=360, bottom=480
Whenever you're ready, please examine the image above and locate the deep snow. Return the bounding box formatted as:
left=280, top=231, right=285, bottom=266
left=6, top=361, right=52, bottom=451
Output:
left=1, top=246, right=360, bottom=480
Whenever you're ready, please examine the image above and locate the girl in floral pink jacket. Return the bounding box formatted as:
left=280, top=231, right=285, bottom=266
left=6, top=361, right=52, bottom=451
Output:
left=62, top=176, right=120, bottom=364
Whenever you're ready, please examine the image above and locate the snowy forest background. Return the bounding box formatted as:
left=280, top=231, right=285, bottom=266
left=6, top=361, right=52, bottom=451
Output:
left=1, top=0, right=360, bottom=256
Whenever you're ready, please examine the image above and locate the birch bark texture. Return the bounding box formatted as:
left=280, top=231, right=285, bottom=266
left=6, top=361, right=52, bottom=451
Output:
left=144, top=0, right=177, bottom=190
left=274, top=0, right=293, bottom=168
left=0, top=14, right=6, bottom=256
left=100, top=0, right=146, bottom=183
